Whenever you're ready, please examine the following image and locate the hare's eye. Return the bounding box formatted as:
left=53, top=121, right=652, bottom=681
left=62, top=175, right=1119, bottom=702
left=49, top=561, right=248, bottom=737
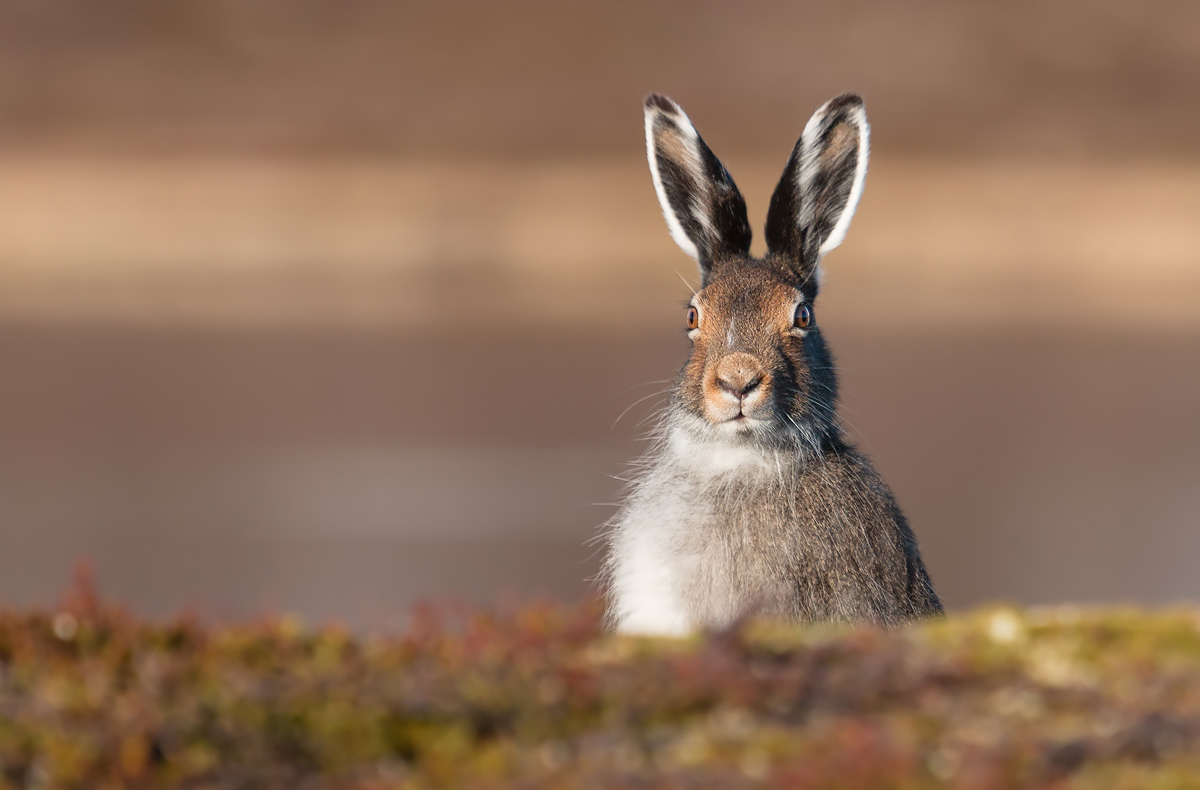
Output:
left=686, top=306, right=699, bottom=330
left=794, top=304, right=812, bottom=329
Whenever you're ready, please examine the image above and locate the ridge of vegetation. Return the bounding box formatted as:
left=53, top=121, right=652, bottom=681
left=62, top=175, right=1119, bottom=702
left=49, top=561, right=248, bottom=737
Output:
left=2, top=575, right=1200, bottom=788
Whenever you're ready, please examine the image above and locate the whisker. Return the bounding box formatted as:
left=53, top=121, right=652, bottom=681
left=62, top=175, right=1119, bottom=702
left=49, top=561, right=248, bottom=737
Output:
left=673, top=269, right=698, bottom=296
left=612, top=388, right=673, bottom=429
left=617, top=379, right=673, bottom=395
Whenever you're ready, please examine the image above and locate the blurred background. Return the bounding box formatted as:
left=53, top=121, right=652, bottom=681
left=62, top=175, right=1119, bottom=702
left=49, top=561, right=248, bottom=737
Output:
left=0, top=0, right=1196, bottom=625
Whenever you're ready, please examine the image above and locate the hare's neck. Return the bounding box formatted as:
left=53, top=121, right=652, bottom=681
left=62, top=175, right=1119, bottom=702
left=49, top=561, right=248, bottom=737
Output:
left=663, top=425, right=824, bottom=479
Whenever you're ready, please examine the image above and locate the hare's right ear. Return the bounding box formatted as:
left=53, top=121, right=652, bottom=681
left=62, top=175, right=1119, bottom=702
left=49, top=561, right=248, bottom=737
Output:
left=644, top=94, right=751, bottom=280
left=764, top=93, right=869, bottom=284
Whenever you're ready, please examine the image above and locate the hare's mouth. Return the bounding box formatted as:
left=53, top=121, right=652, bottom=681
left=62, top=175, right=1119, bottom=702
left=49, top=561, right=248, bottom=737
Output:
left=703, top=381, right=771, bottom=426
left=710, top=400, right=772, bottom=423
left=715, top=413, right=766, bottom=435
left=708, top=410, right=748, bottom=426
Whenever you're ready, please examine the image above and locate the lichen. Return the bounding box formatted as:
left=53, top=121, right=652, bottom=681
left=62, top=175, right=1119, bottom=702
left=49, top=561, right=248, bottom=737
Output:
left=0, top=590, right=1199, bottom=788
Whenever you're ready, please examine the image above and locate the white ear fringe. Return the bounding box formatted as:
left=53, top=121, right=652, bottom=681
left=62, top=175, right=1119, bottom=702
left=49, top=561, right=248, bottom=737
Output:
left=796, top=99, right=871, bottom=256
left=820, top=105, right=869, bottom=254
left=645, top=101, right=701, bottom=262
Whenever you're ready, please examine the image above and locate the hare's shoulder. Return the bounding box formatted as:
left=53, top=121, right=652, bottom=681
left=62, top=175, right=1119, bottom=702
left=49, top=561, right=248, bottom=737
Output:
left=818, top=447, right=944, bottom=618
left=796, top=445, right=901, bottom=510
left=740, top=446, right=913, bottom=560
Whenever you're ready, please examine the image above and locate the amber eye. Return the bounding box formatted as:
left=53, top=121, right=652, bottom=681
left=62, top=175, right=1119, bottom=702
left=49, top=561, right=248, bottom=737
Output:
left=794, top=304, right=812, bottom=329
left=686, top=306, right=699, bottom=330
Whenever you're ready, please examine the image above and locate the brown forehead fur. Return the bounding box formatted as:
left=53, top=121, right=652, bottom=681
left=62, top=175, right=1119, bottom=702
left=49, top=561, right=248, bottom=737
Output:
left=694, top=265, right=800, bottom=339
left=696, top=255, right=810, bottom=320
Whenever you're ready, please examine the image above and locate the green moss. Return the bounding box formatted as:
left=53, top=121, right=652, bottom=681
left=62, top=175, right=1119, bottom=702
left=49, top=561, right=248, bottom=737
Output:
left=0, top=596, right=1198, bottom=788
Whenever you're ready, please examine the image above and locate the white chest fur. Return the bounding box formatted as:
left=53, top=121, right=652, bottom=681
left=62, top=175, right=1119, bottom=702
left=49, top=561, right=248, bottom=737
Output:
left=608, top=483, right=696, bottom=636
left=608, top=429, right=776, bottom=636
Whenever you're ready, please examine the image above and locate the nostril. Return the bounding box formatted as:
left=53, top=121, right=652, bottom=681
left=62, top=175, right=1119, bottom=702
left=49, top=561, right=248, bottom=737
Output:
left=717, top=372, right=763, bottom=399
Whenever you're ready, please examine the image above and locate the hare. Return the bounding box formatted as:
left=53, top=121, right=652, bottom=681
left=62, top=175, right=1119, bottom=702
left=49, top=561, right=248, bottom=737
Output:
left=603, top=93, right=942, bottom=635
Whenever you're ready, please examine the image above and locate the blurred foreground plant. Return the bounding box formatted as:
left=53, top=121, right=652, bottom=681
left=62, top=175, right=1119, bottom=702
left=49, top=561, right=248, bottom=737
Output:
left=1, top=572, right=1200, bottom=788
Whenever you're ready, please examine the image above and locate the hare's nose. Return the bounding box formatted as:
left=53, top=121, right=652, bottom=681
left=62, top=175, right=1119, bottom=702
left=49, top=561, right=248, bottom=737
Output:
left=715, top=354, right=765, bottom=399
left=717, top=371, right=762, bottom=398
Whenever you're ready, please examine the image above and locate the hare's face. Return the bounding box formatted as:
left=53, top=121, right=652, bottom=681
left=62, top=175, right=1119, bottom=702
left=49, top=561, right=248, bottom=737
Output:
left=643, top=92, right=868, bottom=450
left=675, top=261, right=836, bottom=446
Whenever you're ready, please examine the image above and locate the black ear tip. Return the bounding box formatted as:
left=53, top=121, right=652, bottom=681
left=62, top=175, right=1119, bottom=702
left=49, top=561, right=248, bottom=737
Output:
left=825, top=92, right=865, bottom=113
left=645, top=93, right=680, bottom=114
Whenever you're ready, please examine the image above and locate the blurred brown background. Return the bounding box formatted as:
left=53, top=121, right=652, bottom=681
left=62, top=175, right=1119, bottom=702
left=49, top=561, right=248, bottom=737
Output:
left=0, top=0, right=1197, bottom=624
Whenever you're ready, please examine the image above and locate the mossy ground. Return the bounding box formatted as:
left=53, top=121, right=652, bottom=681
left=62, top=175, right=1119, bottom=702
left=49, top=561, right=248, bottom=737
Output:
left=2, top=578, right=1200, bottom=788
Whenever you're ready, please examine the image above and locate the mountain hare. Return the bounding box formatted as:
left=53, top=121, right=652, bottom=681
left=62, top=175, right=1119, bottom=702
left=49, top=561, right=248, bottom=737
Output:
left=604, top=93, right=942, bottom=635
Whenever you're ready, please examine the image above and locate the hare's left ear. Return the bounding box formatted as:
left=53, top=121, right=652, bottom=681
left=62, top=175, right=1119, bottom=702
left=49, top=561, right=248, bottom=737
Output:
left=645, top=94, right=752, bottom=281
left=764, top=93, right=869, bottom=283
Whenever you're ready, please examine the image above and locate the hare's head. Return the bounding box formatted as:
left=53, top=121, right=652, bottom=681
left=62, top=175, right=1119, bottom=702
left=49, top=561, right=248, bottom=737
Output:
left=645, top=93, right=869, bottom=451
